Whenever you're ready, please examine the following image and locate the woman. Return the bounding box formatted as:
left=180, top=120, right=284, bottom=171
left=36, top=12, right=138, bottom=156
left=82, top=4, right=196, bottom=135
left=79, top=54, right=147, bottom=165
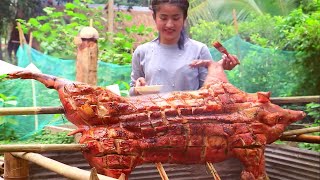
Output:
left=129, top=0, right=239, bottom=96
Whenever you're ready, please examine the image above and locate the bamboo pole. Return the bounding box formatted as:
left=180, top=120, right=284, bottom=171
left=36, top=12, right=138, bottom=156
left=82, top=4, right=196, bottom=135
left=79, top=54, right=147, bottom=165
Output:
left=232, top=9, right=239, bottom=34
left=0, top=106, right=64, bottom=115
left=27, top=32, right=40, bottom=130
left=108, top=0, right=114, bottom=34
left=155, top=162, right=169, bottom=180
left=282, top=126, right=320, bottom=136
left=206, top=162, right=221, bottom=180
left=271, top=95, right=319, bottom=104
left=17, top=22, right=27, bottom=46
left=11, top=152, right=118, bottom=180
left=90, top=167, right=99, bottom=180
left=280, top=134, right=320, bottom=144
left=29, top=32, right=33, bottom=47
left=4, top=153, right=29, bottom=180
left=90, top=19, right=93, bottom=27
left=0, top=144, right=86, bottom=153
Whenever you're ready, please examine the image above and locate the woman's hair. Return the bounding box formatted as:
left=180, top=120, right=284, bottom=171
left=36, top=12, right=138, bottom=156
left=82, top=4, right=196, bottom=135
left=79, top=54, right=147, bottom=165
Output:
left=150, top=0, right=189, bottom=49
left=151, top=0, right=189, bottom=19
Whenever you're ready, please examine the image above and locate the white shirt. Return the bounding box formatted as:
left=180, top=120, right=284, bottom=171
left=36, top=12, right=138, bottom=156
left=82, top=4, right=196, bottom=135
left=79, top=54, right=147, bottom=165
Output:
left=129, top=38, right=213, bottom=96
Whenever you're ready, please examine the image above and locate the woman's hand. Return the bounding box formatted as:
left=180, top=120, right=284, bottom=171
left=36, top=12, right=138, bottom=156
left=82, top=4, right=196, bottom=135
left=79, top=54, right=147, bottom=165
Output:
left=189, top=60, right=228, bottom=83
left=134, top=77, right=146, bottom=95
left=135, top=77, right=146, bottom=87
left=219, top=54, right=240, bottom=70
left=189, top=59, right=213, bottom=68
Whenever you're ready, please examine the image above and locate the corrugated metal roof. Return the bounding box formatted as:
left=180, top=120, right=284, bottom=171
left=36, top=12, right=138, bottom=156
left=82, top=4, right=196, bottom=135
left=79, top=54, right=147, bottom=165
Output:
left=27, top=144, right=320, bottom=180
left=266, top=144, right=320, bottom=180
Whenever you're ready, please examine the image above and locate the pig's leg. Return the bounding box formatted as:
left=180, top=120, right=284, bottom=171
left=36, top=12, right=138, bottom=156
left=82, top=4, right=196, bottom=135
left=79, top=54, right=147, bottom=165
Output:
left=232, top=147, right=269, bottom=180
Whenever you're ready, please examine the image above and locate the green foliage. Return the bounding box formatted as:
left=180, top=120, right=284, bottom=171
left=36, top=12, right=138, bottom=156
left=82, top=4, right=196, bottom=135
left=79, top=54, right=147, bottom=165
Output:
left=99, top=12, right=153, bottom=65
left=305, top=103, right=320, bottom=121
left=114, top=0, right=149, bottom=7
left=0, top=74, right=8, bottom=82
left=276, top=5, right=320, bottom=95
left=298, top=103, right=320, bottom=152
left=0, top=93, right=19, bottom=141
left=188, top=0, right=299, bottom=26
left=190, top=0, right=320, bottom=96
left=189, top=20, right=234, bottom=44
left=0, top=0, right=41, bottom=35
left=0, top=130, right=74, bottom=144
left=238, top=14, right=283, bottom=48
left=18, top=0, right=153, bottom=65
left=18, top=0, right=104, bottom=59
left=24, top=129, right=75, bottom=144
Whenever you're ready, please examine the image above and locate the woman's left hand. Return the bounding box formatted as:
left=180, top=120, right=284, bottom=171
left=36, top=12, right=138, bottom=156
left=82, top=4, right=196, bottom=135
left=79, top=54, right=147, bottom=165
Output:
left=219, top=54, right=240, bottom=70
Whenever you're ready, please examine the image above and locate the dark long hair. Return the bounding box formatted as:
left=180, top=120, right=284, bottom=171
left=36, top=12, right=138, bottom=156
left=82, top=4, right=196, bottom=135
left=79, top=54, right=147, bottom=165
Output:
left=150, top=0, right=189, bottom=49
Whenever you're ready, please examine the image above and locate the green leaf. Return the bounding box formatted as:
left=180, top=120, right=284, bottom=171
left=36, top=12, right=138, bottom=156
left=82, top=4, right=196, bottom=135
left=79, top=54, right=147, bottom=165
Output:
left=40, top=23, right=51, bottom=32
left=7, top=119, right=18, bottom=125
left=43, top=7, right=56, bottom=15
left=65, top=3, right=76, bottom=10
left=4, top=100, right=17, bottom=106
left=28, top=18, right=40, bottom=27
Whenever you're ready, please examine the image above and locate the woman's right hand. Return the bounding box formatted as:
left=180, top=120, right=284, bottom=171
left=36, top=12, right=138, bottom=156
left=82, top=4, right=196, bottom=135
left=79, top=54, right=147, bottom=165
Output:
left=134, top=77, right=146, bottom=95
left=135, top=77, right=146, bottom=87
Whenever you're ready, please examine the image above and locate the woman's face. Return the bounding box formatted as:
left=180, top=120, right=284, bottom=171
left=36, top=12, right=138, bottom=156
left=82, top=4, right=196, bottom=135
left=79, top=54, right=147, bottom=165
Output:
left=154, top=3, right=185, bottom=45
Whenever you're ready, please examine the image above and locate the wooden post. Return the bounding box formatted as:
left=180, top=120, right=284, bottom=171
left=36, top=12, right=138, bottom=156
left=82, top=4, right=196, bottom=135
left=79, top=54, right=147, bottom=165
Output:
left=75, top=26, right=99, bottom=85
left=108, top=0, right=114, bottom=34
left=4, top=153, right=29, bottom=180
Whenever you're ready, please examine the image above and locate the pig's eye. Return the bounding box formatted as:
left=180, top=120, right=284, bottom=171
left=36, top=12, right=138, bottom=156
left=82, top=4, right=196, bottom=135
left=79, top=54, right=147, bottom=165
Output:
left=278, top=116, right=283, bottom=123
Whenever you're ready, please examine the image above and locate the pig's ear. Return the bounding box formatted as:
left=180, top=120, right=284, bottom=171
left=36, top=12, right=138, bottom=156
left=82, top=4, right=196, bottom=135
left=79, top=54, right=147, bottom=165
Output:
left=257, top=92, right=271, bottom=103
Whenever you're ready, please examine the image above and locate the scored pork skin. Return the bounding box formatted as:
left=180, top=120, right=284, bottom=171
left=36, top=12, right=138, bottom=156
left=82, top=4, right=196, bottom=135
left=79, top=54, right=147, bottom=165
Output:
left=8, top=71, right=305, bottom=180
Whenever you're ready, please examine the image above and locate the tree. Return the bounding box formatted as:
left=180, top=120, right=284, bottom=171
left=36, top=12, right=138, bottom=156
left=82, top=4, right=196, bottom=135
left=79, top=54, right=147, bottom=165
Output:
left=0, top=0, right=71, bottom=64
left=188, top=0, right=300, bottom=25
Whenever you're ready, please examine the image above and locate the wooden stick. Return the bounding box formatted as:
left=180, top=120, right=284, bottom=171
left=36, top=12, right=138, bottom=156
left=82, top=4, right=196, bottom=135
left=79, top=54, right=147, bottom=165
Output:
left=107, top=0, right=114, bottom=42
left=232, top=9, right=239, bottom=34
left=0, top=106, right=65, bottom=115
left=29, top=32, right=33, bottom=47
left=206, top=162, right=221, bottom=180
left=270, top=96, right=319, bottom=104
left=108, top=0, right=114, bottom=34
left=17, top=22, right=27, bottom=45
left=282, top=126, right=320, bottom=136
left=0, top=144, right=86, bottom=152
left=155, top=162, right=169, bottom=180
left=89, top=167, right=100, bottom=180
left=11, top=152, right=117, bottom=180
left=280, top=134, right=320, bottom=144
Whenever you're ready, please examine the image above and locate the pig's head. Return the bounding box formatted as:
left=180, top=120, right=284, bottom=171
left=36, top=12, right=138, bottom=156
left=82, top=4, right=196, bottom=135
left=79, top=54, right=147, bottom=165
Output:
left=250, top=92, right=306, bottom=143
